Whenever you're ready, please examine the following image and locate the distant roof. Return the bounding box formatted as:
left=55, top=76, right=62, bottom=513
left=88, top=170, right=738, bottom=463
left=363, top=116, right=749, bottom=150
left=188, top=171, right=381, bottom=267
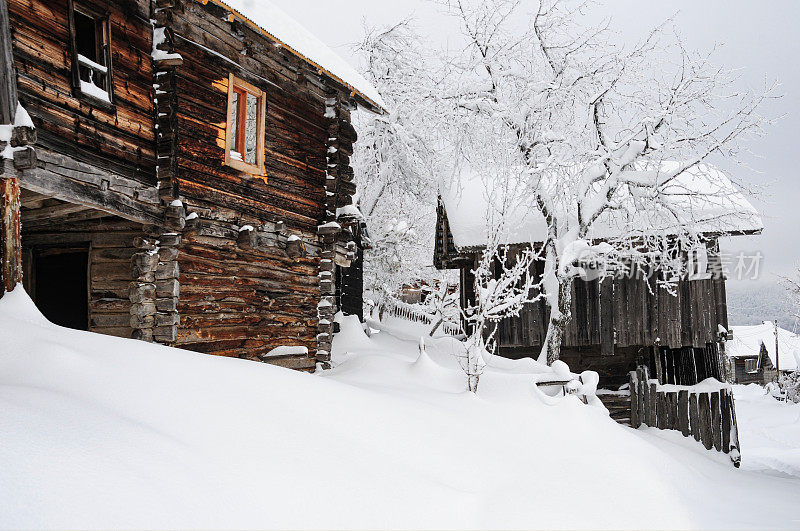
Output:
left=200, top=0, right=386, bottom=114
left=727, top=322, right=800, bottom=371
left=440, top=162, right=763, bottom=251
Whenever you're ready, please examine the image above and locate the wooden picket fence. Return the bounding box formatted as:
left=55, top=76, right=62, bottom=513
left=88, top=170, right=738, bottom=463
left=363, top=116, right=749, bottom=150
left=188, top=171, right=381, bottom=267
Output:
left=379, top=299, right=461, bottom=336
left=630, top=366, right=741, bottom=467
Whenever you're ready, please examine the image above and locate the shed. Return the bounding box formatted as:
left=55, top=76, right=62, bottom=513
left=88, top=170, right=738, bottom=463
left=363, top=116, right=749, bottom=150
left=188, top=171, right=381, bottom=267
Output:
left=435, top=163, right=762, bottom=387
left=726, top=322, right=800, bottom=384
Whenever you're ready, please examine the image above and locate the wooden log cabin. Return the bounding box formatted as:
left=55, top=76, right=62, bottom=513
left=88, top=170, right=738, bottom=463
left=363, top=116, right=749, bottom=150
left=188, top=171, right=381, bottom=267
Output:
left=435, top=165, right=763, bottom=388
left=725, top=322, right=799, bottom=384
left=0, top=0, right=385, bottom=369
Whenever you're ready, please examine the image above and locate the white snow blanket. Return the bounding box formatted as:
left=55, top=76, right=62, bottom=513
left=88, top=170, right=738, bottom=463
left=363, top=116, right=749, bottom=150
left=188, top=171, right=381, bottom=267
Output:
left=1, top=287, right=799, bottom=529
left=441, top=162, right=763, bottom=250
left=727, top=322, right=800, bottom=372
left=207, top=0, right=385, bottom=111
left=732, top=384, right=800, bottom=478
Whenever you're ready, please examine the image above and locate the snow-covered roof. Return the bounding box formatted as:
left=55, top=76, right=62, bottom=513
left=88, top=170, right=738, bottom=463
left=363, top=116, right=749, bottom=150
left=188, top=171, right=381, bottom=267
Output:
left=200, top=0, right=386, bottom=113
left=441, top=162, right=763, bottom=250
left=727, top=322, right=800, bottom=372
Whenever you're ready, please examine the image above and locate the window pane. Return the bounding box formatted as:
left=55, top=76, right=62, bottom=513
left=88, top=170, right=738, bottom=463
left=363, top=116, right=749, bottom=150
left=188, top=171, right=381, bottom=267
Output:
left=244, top=93, right=259, bottom=165
left=75, top=10, right=106, bottom=89
left=229, top=90, right=240, bottom=155
left=74, top=11, right=98, bottom=62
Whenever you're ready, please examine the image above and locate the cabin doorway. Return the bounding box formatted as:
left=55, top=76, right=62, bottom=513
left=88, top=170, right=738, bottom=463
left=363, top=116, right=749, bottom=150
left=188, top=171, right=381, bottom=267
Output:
left=29, top=248, right=89, bottom=331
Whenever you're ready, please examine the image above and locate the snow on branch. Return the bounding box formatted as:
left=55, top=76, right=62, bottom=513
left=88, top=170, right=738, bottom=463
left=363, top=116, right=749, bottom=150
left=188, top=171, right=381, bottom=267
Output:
left=436, top=0, right=774, bottom=365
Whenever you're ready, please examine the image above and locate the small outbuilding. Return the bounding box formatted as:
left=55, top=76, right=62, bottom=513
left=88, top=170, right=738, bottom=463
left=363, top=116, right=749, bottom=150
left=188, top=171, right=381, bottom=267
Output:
left=726, top=322, right=800, bottom=384
left=435, top=164, right=763, bottom=388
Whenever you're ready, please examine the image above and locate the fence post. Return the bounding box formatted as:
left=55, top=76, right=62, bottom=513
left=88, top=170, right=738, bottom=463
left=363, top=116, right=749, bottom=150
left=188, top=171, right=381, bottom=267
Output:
left=678, top=390, right=690, bottom=437
left=721, top=389, right=732, bottom=453
left=656, top=392, right=666, bottom=429
left=630, top=371, right=641, bottom=428
left=689, top=392, right=700, bottom=442
left=725, top=389, right=742, bottom=468
left=711, top=391, right=723, bottom=451
left=669, top=392, right=679, bottom=430
left=698, top=393, right=713, bottom=450
left=648, top=382, right=657, bottom=427
left=636, top=369, right=650, bottom=426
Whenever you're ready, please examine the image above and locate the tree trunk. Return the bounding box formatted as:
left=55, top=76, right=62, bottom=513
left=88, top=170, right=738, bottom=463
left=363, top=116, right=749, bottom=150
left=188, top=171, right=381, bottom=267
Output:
left=428, top=316, right=444, bottom=337
left=540, top=276, right=573, bottom=365
left=467, top=373, right=480, bottom=393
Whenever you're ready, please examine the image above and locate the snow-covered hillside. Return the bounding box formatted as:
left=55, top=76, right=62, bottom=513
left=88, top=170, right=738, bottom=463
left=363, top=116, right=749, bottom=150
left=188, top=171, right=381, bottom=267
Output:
left=1, top=288, right=799, bottom=530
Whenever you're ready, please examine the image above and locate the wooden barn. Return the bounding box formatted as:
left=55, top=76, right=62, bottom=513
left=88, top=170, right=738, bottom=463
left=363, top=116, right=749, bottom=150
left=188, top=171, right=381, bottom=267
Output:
left=435, top=166, right=763, bottom=388
left=0, top=0, right=384, bottom=369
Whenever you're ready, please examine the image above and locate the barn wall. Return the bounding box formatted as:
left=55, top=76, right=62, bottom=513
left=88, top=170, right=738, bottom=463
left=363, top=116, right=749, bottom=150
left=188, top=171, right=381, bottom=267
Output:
left=733, top=357, right=764, bottom=384
left=463, top=247, right=729, bottom=351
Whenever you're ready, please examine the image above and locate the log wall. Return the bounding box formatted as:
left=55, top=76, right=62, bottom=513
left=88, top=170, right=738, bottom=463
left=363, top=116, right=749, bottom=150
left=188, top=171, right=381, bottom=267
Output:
left=21, top=215, right=144, bottom=338
left=7, top=0, right=368, bottom=370
left=9, top=0, right=157, bottom=190
left=174, top=231, right=319, bottom=370
left=151, top=0, right=362, bottom=366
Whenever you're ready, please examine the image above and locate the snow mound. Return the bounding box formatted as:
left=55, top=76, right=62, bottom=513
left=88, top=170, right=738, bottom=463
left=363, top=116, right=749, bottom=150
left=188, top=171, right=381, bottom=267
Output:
left=1, top=289, right=799, bottom=529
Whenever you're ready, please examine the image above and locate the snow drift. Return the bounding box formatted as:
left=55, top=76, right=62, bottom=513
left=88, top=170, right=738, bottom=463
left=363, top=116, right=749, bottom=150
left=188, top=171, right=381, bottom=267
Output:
left=1, top=287, right=798, bottom=530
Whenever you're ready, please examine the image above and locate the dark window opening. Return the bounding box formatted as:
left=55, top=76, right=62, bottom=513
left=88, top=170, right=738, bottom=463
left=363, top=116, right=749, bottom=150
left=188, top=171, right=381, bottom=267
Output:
left=33, top=250, right=89, bottom=331
left=74, top=11, right=98, bottom=62
left=70, top=2, right=112, bottom=102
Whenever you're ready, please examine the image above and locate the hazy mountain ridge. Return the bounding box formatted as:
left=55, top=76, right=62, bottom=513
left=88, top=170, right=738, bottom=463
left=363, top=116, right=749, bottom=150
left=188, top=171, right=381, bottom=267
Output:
left=726, top=282, right=799, bottom=331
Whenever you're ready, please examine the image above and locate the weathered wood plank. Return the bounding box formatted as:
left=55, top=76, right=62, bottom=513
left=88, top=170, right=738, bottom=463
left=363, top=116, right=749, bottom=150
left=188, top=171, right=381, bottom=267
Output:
left=689, top=392, right=700, bottom=442
left=711, top=390, right=723, bottom=452
left=678, top=389, right=690, bottom=437
left=698, top=393, right=713, bottom=450
left=630, top=371, right=641, bottom=428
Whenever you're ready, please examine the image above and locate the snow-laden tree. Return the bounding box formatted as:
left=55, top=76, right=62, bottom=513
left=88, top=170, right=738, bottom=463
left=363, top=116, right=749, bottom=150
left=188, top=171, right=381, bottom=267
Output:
left=351, top=21, right=449, bottom=309
left=457, top=245, right=538, bottom=392
left=438, top=0, right=776, bottom=365
left=783, top=268, right=800, bottom=323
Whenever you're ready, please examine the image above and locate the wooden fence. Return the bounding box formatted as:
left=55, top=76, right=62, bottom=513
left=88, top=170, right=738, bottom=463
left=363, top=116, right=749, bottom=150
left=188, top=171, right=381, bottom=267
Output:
left=630, top=366, right=741, bottom=467
left=379, top=299, right=461, bottom=336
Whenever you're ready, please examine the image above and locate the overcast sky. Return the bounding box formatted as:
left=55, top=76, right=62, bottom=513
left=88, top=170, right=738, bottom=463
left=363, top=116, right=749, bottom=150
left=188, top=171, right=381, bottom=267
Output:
left=273, top=0, right=799, bottom=286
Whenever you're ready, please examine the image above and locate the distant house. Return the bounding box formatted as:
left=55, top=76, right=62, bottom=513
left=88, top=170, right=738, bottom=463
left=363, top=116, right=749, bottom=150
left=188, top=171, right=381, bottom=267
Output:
left=434, top=164, right=762, bottom=388
left=726, top=322, right=800, bottom=384
left=0, top=0, right=385, bottom=369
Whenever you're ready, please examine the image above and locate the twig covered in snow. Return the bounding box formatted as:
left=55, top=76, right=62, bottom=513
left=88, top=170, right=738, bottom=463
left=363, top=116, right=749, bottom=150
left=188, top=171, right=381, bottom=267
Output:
left=352, top=21, right=455, bottom=307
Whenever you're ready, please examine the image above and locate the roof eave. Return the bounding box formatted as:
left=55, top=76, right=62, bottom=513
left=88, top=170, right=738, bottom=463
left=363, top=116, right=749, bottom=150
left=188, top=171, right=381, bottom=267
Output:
left=199, top=0, right=388, bottom=115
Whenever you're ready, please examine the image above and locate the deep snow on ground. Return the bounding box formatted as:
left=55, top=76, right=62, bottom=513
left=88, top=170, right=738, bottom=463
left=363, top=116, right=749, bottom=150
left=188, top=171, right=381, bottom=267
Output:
left=732, top=383, right=800, bottom=478
left=1, top=288, right=799, bottom=530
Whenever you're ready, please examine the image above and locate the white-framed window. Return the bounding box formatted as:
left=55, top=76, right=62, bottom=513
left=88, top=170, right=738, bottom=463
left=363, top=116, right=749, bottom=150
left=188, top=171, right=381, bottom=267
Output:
left=744, top=358, right=758, bottom=373
left=225, top=74, right=266, bottom=176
